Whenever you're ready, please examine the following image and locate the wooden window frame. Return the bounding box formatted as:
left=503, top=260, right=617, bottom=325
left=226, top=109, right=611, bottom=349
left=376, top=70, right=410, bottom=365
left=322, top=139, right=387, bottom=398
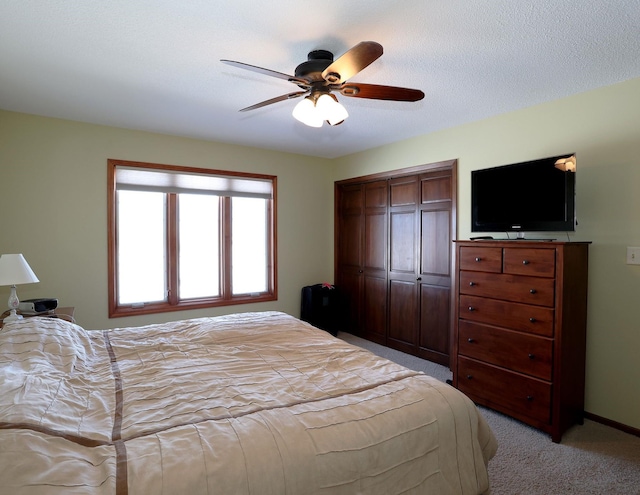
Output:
left=107, top=159, right=277, bottom=318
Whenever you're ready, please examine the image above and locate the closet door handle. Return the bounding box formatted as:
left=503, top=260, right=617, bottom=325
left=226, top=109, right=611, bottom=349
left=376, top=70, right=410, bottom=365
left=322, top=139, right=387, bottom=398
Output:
left=416, top=277, right=422, bottom=281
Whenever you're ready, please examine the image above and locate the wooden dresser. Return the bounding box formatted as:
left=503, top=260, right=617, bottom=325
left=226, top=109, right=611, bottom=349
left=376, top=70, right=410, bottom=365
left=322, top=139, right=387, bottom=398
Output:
left=452, top=240, right=590, bottom=442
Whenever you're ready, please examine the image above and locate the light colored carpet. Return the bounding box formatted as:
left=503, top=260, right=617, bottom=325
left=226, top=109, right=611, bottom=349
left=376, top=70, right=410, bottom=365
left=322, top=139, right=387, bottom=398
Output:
left=338, top=331, right=640, bottom=495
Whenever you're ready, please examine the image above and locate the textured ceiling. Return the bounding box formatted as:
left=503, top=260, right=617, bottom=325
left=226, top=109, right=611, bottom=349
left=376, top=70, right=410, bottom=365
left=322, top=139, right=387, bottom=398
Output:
left=1, top=1, right=640, bottom=158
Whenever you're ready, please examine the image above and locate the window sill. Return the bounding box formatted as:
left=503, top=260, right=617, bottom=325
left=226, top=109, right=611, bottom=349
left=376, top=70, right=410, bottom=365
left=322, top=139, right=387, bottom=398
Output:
left=108, top=293, right=277, bottom=318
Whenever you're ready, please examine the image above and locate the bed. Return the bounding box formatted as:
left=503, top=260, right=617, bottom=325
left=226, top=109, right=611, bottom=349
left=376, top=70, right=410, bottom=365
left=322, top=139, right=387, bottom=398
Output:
left=0, top=311, right=497, bottom=494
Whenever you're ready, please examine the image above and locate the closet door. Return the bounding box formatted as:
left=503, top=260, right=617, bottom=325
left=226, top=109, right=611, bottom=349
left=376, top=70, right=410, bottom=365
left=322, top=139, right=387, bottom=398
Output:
left=361, top=181, right=388, bottom=344
left=336, top=183, right=364, bottom=334
left=417, top=170, right=454, bottom=365
left=335, top=180, right=387, bottom=342
left=335, top=159, right=456, bottom=365
left=387, top=175, right=420, bottom=354
left=386, top=169, right=454, bottom=364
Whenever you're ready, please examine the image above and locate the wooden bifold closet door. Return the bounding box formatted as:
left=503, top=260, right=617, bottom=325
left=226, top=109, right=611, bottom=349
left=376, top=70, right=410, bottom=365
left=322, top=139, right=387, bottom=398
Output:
left=335, top=160, right=457, bottom=366
left=335, top=180, right=388, bottom=346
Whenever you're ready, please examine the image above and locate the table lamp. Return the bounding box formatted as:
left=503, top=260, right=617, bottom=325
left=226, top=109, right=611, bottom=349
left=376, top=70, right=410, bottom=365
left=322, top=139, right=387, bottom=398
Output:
left=0, top=254, right=39, bottom=323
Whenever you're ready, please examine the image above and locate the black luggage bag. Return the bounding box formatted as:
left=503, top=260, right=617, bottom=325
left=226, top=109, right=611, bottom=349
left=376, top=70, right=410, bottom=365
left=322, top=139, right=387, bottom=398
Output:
left=300, top=284, right=340, bottom=336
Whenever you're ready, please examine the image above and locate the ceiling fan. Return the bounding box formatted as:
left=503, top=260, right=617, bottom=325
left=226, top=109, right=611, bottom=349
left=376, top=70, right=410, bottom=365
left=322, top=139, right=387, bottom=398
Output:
left=221, top=41, right=425, bottom=128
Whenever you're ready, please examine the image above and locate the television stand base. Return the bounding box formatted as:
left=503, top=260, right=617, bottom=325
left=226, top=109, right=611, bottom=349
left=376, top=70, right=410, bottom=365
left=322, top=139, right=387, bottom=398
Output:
left=511, top=238, right=556, bottom=241
left=514, top=232, right=555, bottom=241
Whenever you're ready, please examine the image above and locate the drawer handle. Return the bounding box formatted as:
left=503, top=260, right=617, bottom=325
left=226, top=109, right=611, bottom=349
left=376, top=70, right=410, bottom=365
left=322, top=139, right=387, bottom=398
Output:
left=522, top=260, right=530, bottom=265
left=468, top=338, right=475, bottom=343
left=529, top=288, right=537, bottom=294
left=528, top=353, right=535, bottom=360
left=475, top=257, right=482, bottom=262
left=529, top=317, right=536, bottom=323
left=466, top=375, right=473, bottom=380
left=468, top=306, right=475, bottom=312
left=469, top=281, right=476, bottom=286
left=526, top=395, right=534, bottom=402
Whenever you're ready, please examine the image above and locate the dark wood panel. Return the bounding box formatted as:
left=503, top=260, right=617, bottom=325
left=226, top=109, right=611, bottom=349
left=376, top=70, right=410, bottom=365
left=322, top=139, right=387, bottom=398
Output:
left=364, top=180, right=387, bottom=208
left=365, top=211, right=387, bottom=271
left=338, top=213, right=362, bottom=268
left=421, top=174, right=452, bottom=203
left=339, top=183, right=363, bottom=213
left=389, top=210, right=416, bottom=274
left=459, top=271, right=555, bottom=307
left=458, top=356, right=552, bottom=425
left=388, top=279, right=417, bottom=347
left=503, top=247, right=555, bottom=277
left=458, top=246, right=503, bottom=273
left=336, top=183, right=363, bottom=336
left=335, top=268, right=361, bottom=334
left=458, top=320, right=553, bottom=380
left=336, top=181, right=388, bottom=339
left=460, top=295, right=554, bottom=337
left=389, top=176, right=418, bottom=207
left=420, top=209, right=450, bottom=279
left=362, top=274, right=388, bottom=343
left=335, top=161, right=456, bottom=365
left=419, top=284, right=450, bottom=358
left=554, top=243, right=589, bottom=438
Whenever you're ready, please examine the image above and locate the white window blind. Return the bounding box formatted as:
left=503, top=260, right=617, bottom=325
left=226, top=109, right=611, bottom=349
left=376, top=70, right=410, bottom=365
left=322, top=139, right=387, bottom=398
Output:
left=115, top=166, right=273, bottom=199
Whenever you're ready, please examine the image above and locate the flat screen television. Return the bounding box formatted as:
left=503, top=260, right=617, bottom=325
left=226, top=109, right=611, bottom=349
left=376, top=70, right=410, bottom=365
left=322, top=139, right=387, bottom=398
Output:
left=471, top=153, right=576, bottom=236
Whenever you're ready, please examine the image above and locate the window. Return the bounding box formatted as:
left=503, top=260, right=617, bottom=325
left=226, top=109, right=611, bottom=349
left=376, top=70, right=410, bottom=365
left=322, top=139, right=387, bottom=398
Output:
left=107, top=160, right=277, bottom=317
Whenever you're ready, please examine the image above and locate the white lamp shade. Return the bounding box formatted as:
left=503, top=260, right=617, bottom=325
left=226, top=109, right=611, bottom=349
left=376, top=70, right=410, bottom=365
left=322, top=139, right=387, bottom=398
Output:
left=0, top=254, right=39, bottom=286
left=292, top=97, right=323, bottom=127
left=327, top=102, right=348, bottom=126
left=316, top=94, right=348, bottom=126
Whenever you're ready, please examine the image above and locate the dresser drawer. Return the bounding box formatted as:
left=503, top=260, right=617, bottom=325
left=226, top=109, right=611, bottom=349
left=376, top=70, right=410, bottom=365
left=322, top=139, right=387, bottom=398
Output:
left=459, top=295, right=554, bottom=337
left=503, top=248, right=555, bottom=277
left=459, top=247, right=502, bottom=273
left=459, top=271, right=555, bottom=307
left=457, top=356, right=551, bottom=424
left=458, top=320, right=553, bottom=380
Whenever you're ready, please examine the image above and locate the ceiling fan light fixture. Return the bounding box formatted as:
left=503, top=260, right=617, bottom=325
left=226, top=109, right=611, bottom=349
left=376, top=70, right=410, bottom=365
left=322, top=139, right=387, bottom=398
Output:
left=292, top=97, right=323, bottom=127
left=316, top=93, right=348, bottom=126
left=224, top=41, right=424, bottom=126
left=292, top=93, right=349, bottom=128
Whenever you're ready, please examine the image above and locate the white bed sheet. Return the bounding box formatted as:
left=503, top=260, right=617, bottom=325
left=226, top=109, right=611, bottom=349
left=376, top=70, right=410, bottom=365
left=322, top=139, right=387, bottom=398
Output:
left=0, top=311, right=496, bottom=494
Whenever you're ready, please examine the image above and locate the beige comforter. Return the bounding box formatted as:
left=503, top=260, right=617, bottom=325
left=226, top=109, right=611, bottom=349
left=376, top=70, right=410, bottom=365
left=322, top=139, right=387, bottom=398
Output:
left=0, top=311, right=496, bottom=494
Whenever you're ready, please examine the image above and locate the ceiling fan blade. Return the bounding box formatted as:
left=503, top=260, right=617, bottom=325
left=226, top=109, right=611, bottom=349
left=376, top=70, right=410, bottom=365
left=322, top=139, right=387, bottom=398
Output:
left=337, top=83, right=425, bottom=102
left=221, top=59, right=310, bottom=87
left=239, top=90, right=309, bottom=112
left=321, top=41, right=383, bottom=84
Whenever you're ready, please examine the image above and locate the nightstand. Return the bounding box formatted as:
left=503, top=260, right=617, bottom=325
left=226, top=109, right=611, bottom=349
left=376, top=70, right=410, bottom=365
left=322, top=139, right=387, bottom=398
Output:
left=1, top=307, right=75, bottom=327
left=48, top=307, right=75, bottom=323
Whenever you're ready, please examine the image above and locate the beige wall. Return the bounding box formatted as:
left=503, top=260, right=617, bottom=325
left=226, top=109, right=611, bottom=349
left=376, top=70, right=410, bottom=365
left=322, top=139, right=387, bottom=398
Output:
left=333, top=77, right=640, bottom=431
left=2, top=76, right=639, bottom=431
left=0, top=111, right=334, bottom=330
